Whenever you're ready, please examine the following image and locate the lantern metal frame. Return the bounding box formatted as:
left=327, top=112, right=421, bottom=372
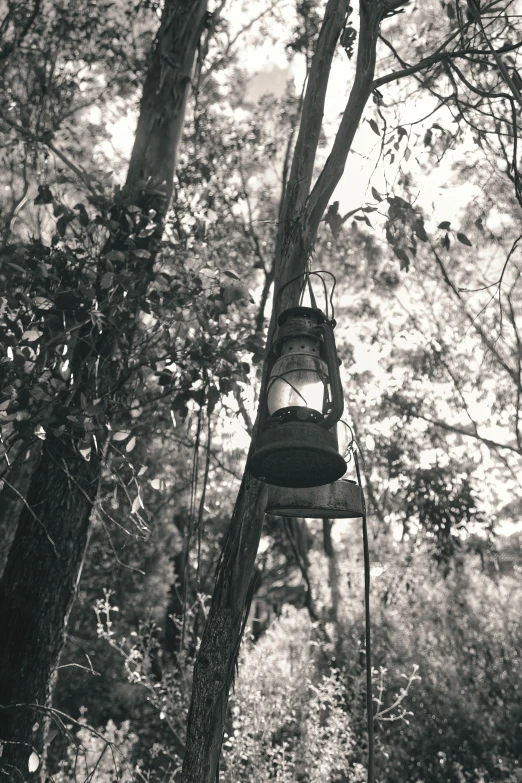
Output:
left=247, top=302, right=347, bottom=488
left=265, top=478, right=364, bottom=519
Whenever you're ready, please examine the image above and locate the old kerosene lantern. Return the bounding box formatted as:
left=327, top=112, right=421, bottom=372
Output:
left=247, top=305, right=347, bottom=488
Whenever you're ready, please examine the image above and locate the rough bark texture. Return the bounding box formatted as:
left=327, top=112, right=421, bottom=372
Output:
left=0, top=439, right=98, bottom=779
left=182, top=476, right=267, bottom=781
left=0, top=1, right=205, bottom=776
left=182, top=2, right=389, bottom=780
left=125, top=0, right=208, bottom=207
left=0, top=448, right=39, bottom=580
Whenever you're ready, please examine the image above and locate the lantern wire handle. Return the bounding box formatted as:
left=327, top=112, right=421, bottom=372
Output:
left=309, top=270, right=337, bottom=321
left=354, top=448, right=374, bottom=783
left=276, top=268, right=337, bottom=320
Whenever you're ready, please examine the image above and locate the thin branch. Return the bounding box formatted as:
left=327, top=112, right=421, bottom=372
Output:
left=468, top=0, right=522, bottom=109
left=276, top=0, right=350, bottom=260
left=408, top=411, right=521, bottom=455
left=429, top=241, right=519, bottom=384
left=0, top=111, right=97, bottom=194
left=305, top=0, right=385, bottom=241
left=373, top=38, right=522, bottom=90
left=234, top=387, right=253, bottom=436
left=0, top=0, right=41, bottom=63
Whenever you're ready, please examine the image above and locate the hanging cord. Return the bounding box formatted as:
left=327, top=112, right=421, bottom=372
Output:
left=354, top=448, right=374, bottom=783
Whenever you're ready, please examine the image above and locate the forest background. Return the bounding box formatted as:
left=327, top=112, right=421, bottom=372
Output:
left=0, top=0, right=522, bottom=781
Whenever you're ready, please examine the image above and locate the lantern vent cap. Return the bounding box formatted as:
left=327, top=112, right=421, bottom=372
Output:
left=277, top=306, right=327, bottom=326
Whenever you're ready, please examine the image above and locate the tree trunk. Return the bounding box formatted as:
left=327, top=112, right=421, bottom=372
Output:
left=323, top=518, right=342, bottom=625
left=0, top=0, right=206, bottom=775
left=0, top=448, right=39, bottom=579
left=0, top=439, right=98, bottom=777
left=125, top=0, right=208, bottom=208
left=182, top=1, right=387, bottom=779
left=165, top=513, right=188, bottom=657
left=182, top=476, right=267, bottom=781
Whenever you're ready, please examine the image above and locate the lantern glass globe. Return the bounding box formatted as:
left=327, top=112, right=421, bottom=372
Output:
left=267, top=353, right=328, bottom=417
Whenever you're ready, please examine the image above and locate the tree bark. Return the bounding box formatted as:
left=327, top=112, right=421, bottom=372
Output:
left=182, top=2, right=389, bottom=780
left=124, top=0, right=208, bottom=208
left=0, top=448, right=39, bottom=580
left=0, top=439, right=98, bottom=778
left=0, top=0, right=206, bottom=775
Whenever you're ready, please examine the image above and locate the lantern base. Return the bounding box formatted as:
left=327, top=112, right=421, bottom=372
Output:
left=247, top=421, right=347, bottom=488
left=266, top=480, right=364, bottom=519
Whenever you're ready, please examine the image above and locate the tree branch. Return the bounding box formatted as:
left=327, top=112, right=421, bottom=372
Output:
left=0, top=111, right=97, bottom=195
left=275, top=0, right=350, bottom=270
left=0, top=0, right=41, bottom=63
left=468, top=0, right=522, bottom=109
left=407, top=411, right=521, bottom=455
left=305, top=0, right=385, bottom=242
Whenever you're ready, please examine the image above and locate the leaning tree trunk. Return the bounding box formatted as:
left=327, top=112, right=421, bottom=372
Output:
left=0, top=1, right=207, bottom=777
left=181, top=1, right=392, bottom=780
left=0, top=446, right=39, bottom=579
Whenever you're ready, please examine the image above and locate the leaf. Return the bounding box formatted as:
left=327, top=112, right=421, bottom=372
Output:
left=113, top=431, right=130, bottom=441
left=457, top=232, right=472, bottom=246
left=414, top=220, right=428, bottom=242
left=22, top=330, right=43, bottom=342
left=150, top=478, right=164, bottom=490
left=106, top=250, right=125, bottom=262
left=131, top=495, right=141, bottom=514
left=34, top=296, right=53, bottom=310
left=438, top=221, right=451, bottom=230
left=207, top=385, right=220, bottom=415
left=221, top=279, right=254, bottom=306
left=79, top=445, right=91, bottom=461
left=369, top=119, right=380, bottom=136
left=100, top=272, right=114, bottom=289
left=138, top=226, right=156, bottom=238
left=126, top=436, right=136, bottom=453
left=34, top=425, right=46, bottom=440
left=371, top=187, right=383, bottom=201
left=34, top=186, right=53, bottom=205
left=28, top=752, right=40, bottom=773
left=56, top=216, right=68, bottom=237
left=134, top=249, right=151, bottom=259
left=393, top=247, right=410, bottom=271
left=441, top=233, right=451, bottom=250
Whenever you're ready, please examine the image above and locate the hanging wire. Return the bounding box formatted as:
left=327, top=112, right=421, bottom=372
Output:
left=276, top=265, right=337, bottom=320
left=309, top=269, right=337, bottom=321
left=354, top=448, right=374, bottom=783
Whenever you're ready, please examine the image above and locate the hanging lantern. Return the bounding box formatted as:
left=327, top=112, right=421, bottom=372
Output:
left=265, top=479, right=364, bottom=519
left=247, top=306, right=347, bottom=488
